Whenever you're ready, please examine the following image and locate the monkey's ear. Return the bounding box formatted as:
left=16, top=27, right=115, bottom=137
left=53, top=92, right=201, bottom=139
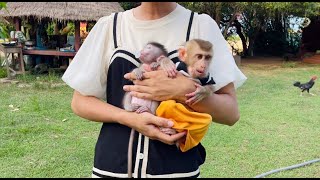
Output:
left=178, top=47, right=187, bottom=62
left=156, top=55, right=165, bottom=62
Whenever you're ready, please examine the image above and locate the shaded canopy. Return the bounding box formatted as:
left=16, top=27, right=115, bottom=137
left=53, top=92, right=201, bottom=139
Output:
left=0, top=2, right=124, bottom=22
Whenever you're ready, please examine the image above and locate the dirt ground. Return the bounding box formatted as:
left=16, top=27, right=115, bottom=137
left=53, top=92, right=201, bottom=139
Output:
left=241, top=56, right=287, bottom=65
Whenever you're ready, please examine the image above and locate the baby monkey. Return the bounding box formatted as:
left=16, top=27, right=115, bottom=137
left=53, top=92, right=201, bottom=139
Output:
left=123, top=42, right=177, bottom=114
left=123, top=42, right=177, bottom=178
left=177, top=38, right=215, bottom=105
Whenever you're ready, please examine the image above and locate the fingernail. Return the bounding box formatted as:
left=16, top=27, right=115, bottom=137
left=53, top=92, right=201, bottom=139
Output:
left=167, top=121, right=174, bottom=127
left=123, top=86, right=128, bottom=90
left=124, top=74, right=129, bottom=79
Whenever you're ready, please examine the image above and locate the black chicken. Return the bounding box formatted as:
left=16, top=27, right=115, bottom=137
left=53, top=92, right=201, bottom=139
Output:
left=293, top=75, right=317, bottom=96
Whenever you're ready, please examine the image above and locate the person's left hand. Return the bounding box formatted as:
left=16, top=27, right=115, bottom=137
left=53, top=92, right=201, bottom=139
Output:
left=123, top=70, right=195, bottom=102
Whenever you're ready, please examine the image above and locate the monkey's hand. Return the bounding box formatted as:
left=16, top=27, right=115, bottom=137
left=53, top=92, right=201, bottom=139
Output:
left=150, top=62, right=160, bottom=71
left=159, top=127, right=178, bottom=135
left=132, top=68, right=145, bottom=81
left=157, top=55, right=177, bottom=78
left=185, top=83, right=212, bottom=105
left=136, top=106, right=151, bottom=114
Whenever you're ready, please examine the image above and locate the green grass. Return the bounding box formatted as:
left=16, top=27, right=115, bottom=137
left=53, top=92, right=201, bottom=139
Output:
left=0, top=75, right=100, bottom=178
left=0, top=67, right=6, bottom=78
left=201, top=62, right=320, bottom=178
left=0, top=62, right=319, bottom=178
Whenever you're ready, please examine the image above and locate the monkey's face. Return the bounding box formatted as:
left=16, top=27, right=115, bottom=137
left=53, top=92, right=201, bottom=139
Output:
left=139, top=44, right=162, bottom=64
left=188, top=47, right=212, bottom=78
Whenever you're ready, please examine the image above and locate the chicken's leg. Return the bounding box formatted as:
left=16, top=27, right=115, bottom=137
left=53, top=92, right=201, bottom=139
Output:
left=309, top=92, right=316, bottom=96
left=307, top=89, right=316, bottom=96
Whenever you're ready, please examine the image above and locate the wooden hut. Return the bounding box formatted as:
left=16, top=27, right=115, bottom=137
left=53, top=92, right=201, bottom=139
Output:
left=0, top=2, right=123, bottom=57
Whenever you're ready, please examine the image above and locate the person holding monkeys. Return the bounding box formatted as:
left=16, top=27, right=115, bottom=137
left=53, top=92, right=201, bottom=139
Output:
left=62, top=2, right=247, bottom=178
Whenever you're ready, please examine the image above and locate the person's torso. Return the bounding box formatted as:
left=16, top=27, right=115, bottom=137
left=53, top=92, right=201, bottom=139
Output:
left=92, top=5, right=206, bottom=178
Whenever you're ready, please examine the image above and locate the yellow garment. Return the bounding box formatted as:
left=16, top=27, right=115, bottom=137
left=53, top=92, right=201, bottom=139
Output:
left=156, top=100, right=212, bottom=152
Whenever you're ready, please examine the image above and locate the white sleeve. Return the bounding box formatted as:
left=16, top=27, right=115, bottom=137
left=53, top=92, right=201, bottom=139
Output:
left=198, top=14, right=247, bottom=92
left=62, top=15, right=113, bottom=100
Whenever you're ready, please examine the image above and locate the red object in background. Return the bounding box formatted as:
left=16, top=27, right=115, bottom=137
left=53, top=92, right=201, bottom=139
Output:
left=80, top=22, right=87, bottom=31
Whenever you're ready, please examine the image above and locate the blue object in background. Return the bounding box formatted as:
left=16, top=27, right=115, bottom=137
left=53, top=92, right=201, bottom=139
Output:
left=35, top=23, right=48, bottom=65
left=36, top=23, right=48, bottom=50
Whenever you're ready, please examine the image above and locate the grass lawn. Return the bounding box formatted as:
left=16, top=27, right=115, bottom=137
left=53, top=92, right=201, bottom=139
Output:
left=0, top=61, right=319, bottom=178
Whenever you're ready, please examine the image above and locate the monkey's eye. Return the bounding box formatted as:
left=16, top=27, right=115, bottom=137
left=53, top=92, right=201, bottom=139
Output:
left=197, top=54, right=203, bottom=60
left=205, top=55, right=212, bottom=61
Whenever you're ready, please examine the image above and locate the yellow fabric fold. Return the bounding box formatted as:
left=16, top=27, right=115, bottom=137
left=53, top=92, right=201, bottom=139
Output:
left=156, top=100, right=212, bottom=152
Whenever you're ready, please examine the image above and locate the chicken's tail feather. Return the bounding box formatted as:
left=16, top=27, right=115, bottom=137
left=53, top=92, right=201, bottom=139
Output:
left=293, top=81, right=301, bottom=87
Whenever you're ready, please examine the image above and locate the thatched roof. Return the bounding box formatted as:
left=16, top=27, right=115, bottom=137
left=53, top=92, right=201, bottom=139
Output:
left=0, top=2, right=124, bottom=22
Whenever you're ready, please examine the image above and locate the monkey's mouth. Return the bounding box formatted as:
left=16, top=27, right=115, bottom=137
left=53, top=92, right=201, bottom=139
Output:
left=139, top=54, right=145, bottom=59
left=196, top=69, right=205, bottom=75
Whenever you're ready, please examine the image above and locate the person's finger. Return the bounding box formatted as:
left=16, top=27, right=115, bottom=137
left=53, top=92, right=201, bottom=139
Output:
left=132, top=79, right=150, bottom=86
left=123, top=84, right=151, bottom=93
left=124, top=72, right=136, bottom=80
left=176, top=135, right=186, bottom=145
left=152, top=116, right=174, bottom=128
left=157, top=131, right=186, bottom=145
left=142, top=71, right=161, bottom=79
left=129, top=91, right=153, bottom=100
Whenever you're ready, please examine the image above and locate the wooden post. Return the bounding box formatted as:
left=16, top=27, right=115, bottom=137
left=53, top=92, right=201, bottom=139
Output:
left=13, top=17, right=21, bottom=31
left=74, top=21, right=80, bottom=51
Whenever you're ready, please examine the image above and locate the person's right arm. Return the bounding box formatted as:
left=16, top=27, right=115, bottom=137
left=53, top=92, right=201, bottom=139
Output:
left=62, top=16, right=186, bottom=145
left=71, top=90, right=186, bottom=145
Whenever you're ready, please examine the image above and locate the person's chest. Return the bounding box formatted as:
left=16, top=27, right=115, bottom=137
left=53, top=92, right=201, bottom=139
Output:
left=118, top=16, right=193, bottom=55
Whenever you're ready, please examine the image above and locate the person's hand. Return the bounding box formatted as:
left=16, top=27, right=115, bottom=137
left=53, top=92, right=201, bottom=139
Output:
left=123, top=70, right=196, bottom=102
left=128, top=112, right=186, bottom=145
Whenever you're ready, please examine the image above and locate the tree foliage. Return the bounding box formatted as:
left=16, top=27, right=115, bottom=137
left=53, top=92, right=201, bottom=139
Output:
left=0, top=2, right=11, bottom=39
left=118, top=2, right=320, bottom=56
left=177, top=2, right=320, bottom=56
left=0, top=2, right=6, bottom=10
left=119, top=2, right=140, bottom=11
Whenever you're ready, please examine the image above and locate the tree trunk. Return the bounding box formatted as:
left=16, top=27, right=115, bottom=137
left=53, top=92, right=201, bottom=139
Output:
left=239, top=32, right=247, bottom=56
left=233, top=20, right=247, bottom=56
left=214, top=2, right=222, bottom=27
left=74, top=21, right=80, bottom=51
left=247, top=38, right=255, bottom=56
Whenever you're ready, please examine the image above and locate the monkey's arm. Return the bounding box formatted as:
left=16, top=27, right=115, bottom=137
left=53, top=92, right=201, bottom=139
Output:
left=185, top=83, right=213, bottom=105
left=189, top=83, right=239, bottom=126
left=132, top=66, right=145, bottom=80
left=150, top=62, right=160, bottom=71
left=157, top=56, right=178, bottom=78
left=122, top=92, right=134, bottom=112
